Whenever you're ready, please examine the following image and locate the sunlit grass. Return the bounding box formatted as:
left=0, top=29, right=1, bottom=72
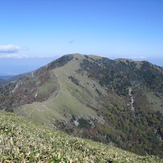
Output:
left=0, top=111, right=162, bottom=162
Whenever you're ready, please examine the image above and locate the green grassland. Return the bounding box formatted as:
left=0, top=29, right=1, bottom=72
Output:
left=144, top=90, right=163, bottom=114
left=0, top=111, right=162, bottom=163
left=14, top=55, right=104, bottom=125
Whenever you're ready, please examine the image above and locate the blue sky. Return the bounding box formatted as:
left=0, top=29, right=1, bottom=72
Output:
left=0, top=0, right=163, bottom=75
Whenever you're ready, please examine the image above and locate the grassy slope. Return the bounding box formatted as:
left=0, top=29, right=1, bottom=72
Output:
left=14, top=54, right=105, bottom=125
left=144, top=90, right=163, bottom=113
left=0, top=111, right=162, bottom=163
left=8, top=54, right=163, bottom=157
left=13, top=55, right=163, bottom=123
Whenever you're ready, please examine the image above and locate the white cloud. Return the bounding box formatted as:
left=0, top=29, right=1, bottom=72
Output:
left=130, top=56, right=147, bottom=59
left=0, top=44, right=27, bottom=53
left=0, top=54, right=28, bottom=58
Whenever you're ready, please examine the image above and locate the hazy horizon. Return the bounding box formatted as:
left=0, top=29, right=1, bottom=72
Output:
left=0, top=55, right=162, bottom=76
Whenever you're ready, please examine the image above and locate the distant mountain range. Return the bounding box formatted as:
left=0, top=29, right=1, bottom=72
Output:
left=0, top=54, right=162, bottom=158
left=0, top=74, right=26, bottom=85
left=0, top=57, right=57, bottom=76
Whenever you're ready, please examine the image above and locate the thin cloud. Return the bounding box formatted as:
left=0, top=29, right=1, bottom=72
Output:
left=0, top=44, right=27, bottom=53
left=0, top=54, right=28, bottom=58
left=130, top=56, right=147, bottom=59
left=0, top=54, right=57, bottom=59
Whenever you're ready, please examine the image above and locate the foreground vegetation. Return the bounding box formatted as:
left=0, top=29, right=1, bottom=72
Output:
left=0, top=111, right=162, bottom=162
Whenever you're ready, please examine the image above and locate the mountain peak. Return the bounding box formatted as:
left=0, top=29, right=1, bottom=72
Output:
left=0, top=54, right=163, bottom=157
left=62, top=53, right=103, bottom=60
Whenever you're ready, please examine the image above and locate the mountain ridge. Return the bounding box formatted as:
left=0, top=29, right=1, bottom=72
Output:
left=0, top=54, right=163, bottom=157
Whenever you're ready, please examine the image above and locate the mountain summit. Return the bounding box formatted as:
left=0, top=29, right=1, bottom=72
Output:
left=0, top=54, right=163, bottom=157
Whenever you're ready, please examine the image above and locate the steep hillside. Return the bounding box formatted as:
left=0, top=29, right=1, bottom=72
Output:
left=0, top=111, right=162, bottom=162
left=0, top=54, right=163, bottom=157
